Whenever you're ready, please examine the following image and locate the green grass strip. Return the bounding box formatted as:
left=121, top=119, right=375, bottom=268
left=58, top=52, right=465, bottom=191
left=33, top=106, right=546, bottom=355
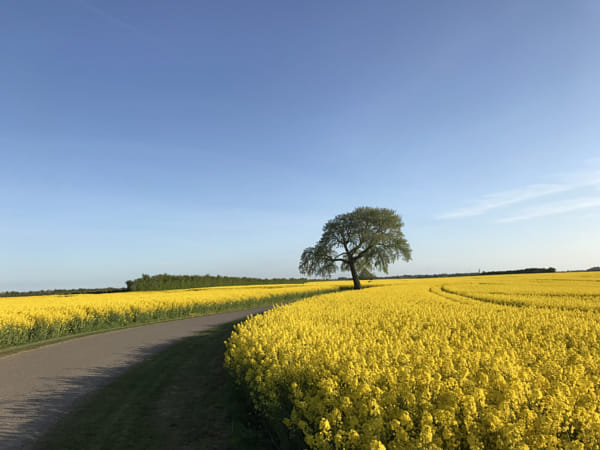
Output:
left=32, top=320, right=277, bottom=450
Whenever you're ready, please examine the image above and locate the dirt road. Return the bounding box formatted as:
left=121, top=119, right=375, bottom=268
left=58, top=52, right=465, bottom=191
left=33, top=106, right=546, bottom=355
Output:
left=0, top=307, right=268, bottom=450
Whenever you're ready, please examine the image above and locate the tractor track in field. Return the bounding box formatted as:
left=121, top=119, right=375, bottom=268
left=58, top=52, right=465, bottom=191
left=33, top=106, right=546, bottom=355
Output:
left=0, top=307, right=269, bottom=450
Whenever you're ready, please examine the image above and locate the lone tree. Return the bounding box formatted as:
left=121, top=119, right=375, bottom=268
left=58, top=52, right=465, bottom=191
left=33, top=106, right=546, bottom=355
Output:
left=299, top=206, right=412, bottom=289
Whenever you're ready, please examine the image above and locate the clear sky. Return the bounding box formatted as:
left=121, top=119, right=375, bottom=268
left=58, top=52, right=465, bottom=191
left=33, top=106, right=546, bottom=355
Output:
left=2, top=1, right=599, bottom=291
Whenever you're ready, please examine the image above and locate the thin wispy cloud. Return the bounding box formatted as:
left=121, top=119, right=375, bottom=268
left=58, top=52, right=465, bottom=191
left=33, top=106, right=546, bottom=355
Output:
left=498, top=196, right=600, bottom=223
left=439, top=168, right=600, bottom=221
left=438, top=184, right=570, bottom=219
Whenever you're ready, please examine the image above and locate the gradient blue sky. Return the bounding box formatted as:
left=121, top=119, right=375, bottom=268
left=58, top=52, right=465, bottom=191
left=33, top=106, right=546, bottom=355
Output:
left=2, top=1, right=599, bottom=291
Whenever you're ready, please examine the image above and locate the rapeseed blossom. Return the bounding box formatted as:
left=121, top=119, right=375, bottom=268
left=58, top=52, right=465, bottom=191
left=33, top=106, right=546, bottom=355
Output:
left=225, top=273, right=600, bottom=449
left=0, top=282, right=344, bottom=348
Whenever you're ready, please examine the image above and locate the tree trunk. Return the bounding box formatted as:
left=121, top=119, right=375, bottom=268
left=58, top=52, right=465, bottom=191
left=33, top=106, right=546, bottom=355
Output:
left=348, top=260, right=361, bottom=290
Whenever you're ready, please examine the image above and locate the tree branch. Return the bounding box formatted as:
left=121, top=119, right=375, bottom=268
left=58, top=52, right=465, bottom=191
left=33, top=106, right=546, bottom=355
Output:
left=354, top=243, right=375, bottom=260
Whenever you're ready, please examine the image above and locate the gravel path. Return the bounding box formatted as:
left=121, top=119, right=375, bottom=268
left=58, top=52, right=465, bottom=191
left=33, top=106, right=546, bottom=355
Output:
left=0, top=307, right=268, bottom=450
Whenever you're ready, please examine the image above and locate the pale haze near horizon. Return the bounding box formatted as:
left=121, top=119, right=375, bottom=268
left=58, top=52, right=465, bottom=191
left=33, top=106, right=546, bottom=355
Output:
left=1, top=1, right=599, bottom=291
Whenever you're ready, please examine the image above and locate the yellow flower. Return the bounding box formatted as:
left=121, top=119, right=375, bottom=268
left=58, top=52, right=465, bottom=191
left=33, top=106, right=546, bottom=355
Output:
left=224, top=273, right=600, bottom=449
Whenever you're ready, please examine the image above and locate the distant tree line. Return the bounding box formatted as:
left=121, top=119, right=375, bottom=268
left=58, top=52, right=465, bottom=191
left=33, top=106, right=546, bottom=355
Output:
left=4, top=266, right=596, bottom=297
left=0, top=274, right=310, bottom=297
left=379, top=267, right=558, bottom=280
left=0, top=287, right=127, bottom=298
left=125, top=273, right=309, bottom=291
left=480, top=267, right=556, bottom=275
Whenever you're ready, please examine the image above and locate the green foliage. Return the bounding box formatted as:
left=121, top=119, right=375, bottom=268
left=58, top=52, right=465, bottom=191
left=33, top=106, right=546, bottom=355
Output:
left=299, top=206, right=411, bottom=289
left=481, top=267, right=556, bottom=275
left=358, top=268, right=376, bottom=280
left=0, top=287, right=126, bottom=298
left=125, top=274, right=308, bottom=291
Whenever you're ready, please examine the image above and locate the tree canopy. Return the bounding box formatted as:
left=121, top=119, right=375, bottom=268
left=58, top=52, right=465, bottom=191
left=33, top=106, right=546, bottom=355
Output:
left=299, top=206, right=412, bottom=289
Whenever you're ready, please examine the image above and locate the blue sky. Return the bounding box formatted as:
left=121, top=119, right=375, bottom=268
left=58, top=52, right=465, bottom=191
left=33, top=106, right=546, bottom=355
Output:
left=2, top=1, right=599, bottom=290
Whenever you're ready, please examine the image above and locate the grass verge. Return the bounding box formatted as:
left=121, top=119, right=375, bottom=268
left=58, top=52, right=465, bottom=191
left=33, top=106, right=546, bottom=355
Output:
left=31, top=320, right=277, bottom=450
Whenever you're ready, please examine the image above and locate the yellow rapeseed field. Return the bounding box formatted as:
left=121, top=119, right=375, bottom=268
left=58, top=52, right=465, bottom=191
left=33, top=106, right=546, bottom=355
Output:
left=0, top=281, right=346, bottom=348
left=225, top=272, right=600, bottom=449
